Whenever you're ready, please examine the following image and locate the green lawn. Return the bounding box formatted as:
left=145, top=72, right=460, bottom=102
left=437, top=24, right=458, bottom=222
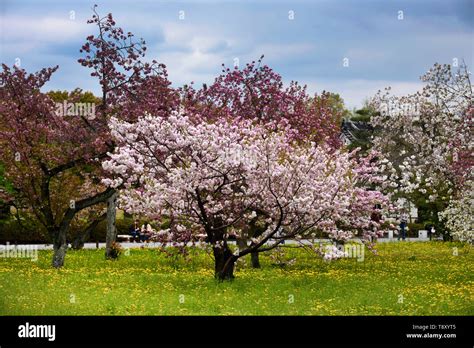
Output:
left=0, top=242, right=472, bottom=315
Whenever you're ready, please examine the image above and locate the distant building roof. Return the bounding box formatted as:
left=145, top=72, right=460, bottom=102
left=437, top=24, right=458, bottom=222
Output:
left=340, top=119, right=373, bottom=144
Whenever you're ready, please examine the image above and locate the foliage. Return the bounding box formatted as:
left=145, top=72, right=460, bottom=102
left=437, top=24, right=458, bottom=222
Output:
left=406, top=222, right=425, bottom=237
left=78, top=5, right=178, bottom=121
left=0, top=64, right=112, bottom=242
left=0, top=163, right=15, bottom=197
left=0, top=212, right=48, bottom=243
left=345, top=104, right=379, bottom=154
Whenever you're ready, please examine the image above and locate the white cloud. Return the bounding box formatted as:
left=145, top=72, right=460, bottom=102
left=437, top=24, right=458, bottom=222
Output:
left=159, top=50, right=224, bottom=86
left=2, top=16, right=88, bottom=53
left=149, top=21, right=238, bottom=86
left=4, top=16, right=87, bottom=41
left=304, top=79, right=424, bottom=109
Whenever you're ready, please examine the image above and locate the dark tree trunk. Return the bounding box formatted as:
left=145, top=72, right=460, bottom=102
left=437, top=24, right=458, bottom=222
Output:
left=105, top=191, right=118, bottom=259
left=237, top=238, right=247, bottom=251
left=44, top=186, right=115, bottom=268
left=52, top=227, right=67, bottom=268
left=251, top=251, right=261, bottom=268
left=71, top=234, right=86, bottom=251
left=213, top=243, right=236, bottom=281
left=72, top=214, right=106, bottom=250
left=237, top=237, right=261, bottom=268
left=442, top=232, right=452, bottom=242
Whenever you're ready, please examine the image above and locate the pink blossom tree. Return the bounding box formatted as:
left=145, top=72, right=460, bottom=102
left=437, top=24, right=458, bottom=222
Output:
left=0, top=7, right=178, bottom=267
left=180, top=56, right=346, bottom=266
left=181, top=55, right=343, bottom=148
left=0, top=64, right=115, bottom=267
left=78, top=5, right=179, bottom=257
left=102, top=112, right=389, bottom=280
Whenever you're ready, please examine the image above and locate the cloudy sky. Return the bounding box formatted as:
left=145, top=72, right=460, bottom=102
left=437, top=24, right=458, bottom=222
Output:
left=1, top=0, right=473, bottom=108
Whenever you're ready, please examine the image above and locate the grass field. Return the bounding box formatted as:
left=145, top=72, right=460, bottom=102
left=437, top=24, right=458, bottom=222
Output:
left=0, top=241, right=472, bottom=315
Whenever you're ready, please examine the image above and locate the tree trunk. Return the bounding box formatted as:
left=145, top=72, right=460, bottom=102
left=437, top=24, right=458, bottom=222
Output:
left=237, top=238, right=247, bottom=252
left=237, top=237, right=260, bottom=268
left=213, top=243, right=236, bottom=281
left=105, top=190, right=118, bottom=259
left=71, top=233, right=87, bottom=251
left=52, top=228, right=67, bottom=268
left=251, top=251, right=261, bottom=268
left=72, top=214, right=106, bottom=250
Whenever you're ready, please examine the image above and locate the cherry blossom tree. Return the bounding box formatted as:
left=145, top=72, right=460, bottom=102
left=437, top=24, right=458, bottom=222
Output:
left=370, top=62, right=473, bottom=240
left=439, top=180, right=473, bottom=243
left=78, top=5, right=179, bottom=258
left=181, top=55, right=343, bottom=148
left=180, top=56, right=345, bottom=266
left=102, top=112, right=389, bottom=280
left=0, top=64, right=115, bottom=267
left=0, top=7, right=178, bottom=267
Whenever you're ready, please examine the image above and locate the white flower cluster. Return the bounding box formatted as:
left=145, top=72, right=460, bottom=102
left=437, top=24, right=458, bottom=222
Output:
left=439, top=181, right=474, bottom=243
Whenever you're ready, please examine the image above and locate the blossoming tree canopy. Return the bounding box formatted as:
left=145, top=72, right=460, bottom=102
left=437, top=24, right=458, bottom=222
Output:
left=0, top=64, right=118, bottom=268
left=78, top=6, right=179, bottom=122
left=439, top=181, right=474, bottom=243
left=180, top=56, right=343, bottom=148
left=0, top=8, right=181, bottom=268
left=102, top=112, right=389, bottom=280
left=370, top=62, right=473, bottom=239
left=371, top=63, right=472, bottom=200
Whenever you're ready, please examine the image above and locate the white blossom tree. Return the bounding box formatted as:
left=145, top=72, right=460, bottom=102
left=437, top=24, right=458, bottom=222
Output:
left=439, top=181, right=473, bottom=243
left=371, top=62, right=473, bottom=239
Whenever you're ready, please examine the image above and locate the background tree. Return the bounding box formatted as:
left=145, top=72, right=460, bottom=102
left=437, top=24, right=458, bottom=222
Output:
left=340, top=100, right=379, bottom=155
left=46, top=89, right=108, bottom=249
left=78, top=5, right=178, bottom=258
left=77, top=5, right=179, bottom=258
left=370, top=62, right=473, bottom=240
left=439, top=180, right=473, bottom=243
left=0, top=6, right=178, bottom=266
left=0, top=64, right=115, bottom=267
left=181, top=56, right=343, bottom=147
